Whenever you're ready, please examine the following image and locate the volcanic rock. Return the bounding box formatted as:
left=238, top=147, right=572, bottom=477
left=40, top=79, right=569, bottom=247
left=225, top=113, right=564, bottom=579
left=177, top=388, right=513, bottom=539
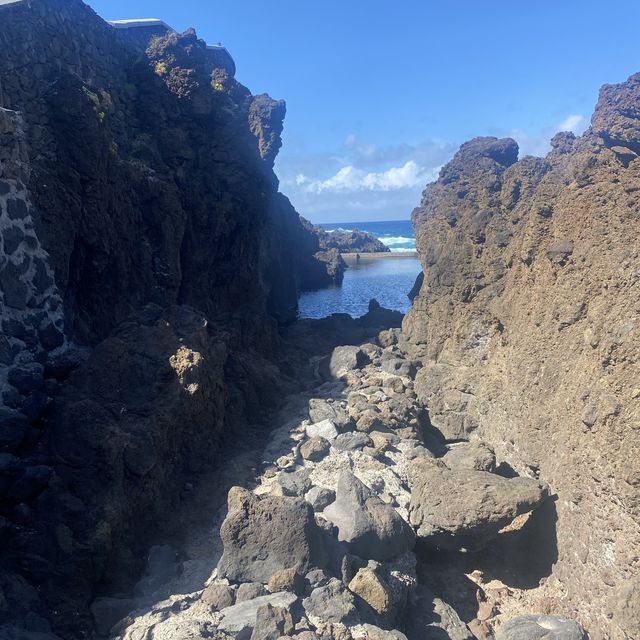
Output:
left=217, top=487, right=328, bottom=583
left=408, top=458, right=549, bottom=551
left=323, top=471, right=415, bottom=561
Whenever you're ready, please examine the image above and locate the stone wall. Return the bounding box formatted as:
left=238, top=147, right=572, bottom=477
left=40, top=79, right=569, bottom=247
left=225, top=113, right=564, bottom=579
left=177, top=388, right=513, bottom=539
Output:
left=0, top=108, right=66, bottom=424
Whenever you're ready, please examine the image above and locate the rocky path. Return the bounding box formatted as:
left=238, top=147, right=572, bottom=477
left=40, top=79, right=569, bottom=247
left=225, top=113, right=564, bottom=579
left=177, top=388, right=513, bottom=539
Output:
left=92, top=328, right=588, bottom=640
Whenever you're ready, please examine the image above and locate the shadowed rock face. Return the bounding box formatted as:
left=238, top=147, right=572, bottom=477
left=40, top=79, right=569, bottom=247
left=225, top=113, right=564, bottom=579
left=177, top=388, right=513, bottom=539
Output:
left=0, top=0, right=345, bottom=635
left=403, top=73, right=640, bottom=638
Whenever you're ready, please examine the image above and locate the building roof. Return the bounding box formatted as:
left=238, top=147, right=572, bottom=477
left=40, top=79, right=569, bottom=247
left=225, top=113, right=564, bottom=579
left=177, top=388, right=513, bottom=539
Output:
left=108, top=18, right=173, bottom=30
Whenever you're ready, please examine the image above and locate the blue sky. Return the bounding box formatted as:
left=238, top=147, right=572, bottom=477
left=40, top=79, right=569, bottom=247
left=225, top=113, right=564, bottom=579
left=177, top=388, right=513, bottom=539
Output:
left=87, top=0, right=640, bottom=223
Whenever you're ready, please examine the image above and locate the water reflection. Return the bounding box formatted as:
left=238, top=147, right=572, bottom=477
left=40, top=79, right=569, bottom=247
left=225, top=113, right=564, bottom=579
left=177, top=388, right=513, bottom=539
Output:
left=299, top=255, right=422, bottom=319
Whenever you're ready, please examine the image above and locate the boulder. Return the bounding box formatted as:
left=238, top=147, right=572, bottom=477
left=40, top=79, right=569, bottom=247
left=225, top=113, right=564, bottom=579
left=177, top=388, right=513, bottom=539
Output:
left=495, top=615, right=587, bottom=640
left=278, top=469, right=313, bottom=497
left=267, top=569, right=305, bottom=595
left=442, top=441, right=496, bottom=472
left=305, top=486, right=335, bottom=512
left=306, top=419, right=338, bottom=441
left=218, top=592, right=298, bottom=639
left=408, top=459, right=549, bottom=551
left=332, top=433, right=373, bottom=452
left=300, top=437, right=330, bottom=462
left=380, top=359, right=419, bottom=379
left=348, top=567, right=392, bottom=615
left=0, top=408, right=30, bottom=452
left=250, top=603, right=295, bottom=640
left=217, top=487, right=328, bottom=583
left=328, top=346, right=368, bottom=378
left=359, top=625, right=408, bottom=640
left=308, top=399, right=351, bottom=427
left=201, top=583, right=235, bottom=610
left=302, top=578, right=358, bottom=625
left=7, top=363, right=44, bottom=395
left=237, top=583, right=268, bottom=602
left=323, top=471, right=415, bottom=561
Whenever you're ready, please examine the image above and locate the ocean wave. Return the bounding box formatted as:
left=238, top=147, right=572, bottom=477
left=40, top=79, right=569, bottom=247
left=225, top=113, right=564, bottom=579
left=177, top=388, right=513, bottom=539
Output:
left=380, top=235, right=415, bottom=246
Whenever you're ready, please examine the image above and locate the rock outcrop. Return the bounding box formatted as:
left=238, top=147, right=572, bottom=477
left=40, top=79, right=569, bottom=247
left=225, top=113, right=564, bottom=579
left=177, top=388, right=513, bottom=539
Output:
left=0, top=0, right=342, bottom=635
left=403, top=72, right=640, bottom=638
left=303, top=220, right=390, bottom=254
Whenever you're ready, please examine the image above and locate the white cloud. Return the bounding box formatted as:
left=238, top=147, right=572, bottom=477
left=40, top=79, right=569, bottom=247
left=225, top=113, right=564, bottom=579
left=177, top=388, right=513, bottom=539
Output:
left=558, top=114, right=586, bottom=133
left=274, top=136, right=455, bottom=222
left=511, top=113, right=588, bottom=157
left=306, top=160, right=437, bottom=193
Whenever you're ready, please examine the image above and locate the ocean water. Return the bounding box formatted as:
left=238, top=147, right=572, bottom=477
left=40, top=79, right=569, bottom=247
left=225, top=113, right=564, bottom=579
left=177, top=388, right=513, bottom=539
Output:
left=298, top=220, right=421, bottom=319
left=320, top=219, right=416, bottom=252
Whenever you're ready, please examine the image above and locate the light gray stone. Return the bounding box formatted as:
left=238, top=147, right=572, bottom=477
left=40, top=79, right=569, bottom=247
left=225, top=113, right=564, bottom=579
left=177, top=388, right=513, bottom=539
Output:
left=496, top=615, right=587, bottom=640
left=323, top=471, right=415, bottom=561
left=306, top=419, right=338, bottom=441
left=302, top=578, right=358, bottom=625
left=218, top=592, right=297, bottom=637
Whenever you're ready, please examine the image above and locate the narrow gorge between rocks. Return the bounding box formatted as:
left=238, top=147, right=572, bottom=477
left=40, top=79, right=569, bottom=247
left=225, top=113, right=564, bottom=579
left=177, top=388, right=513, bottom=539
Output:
left=0, top=2, right=638, bottom=640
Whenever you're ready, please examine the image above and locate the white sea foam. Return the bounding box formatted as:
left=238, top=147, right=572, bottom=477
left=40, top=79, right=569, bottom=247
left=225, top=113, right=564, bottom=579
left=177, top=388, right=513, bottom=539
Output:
left=380, top=235, right=414, bottom=246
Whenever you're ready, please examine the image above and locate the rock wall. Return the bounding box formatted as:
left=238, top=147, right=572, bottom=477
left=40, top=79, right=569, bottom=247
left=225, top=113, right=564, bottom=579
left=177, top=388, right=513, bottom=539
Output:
left=0, top=1, right=342, bottom=636
left=403, top=74, right=640, bottom=639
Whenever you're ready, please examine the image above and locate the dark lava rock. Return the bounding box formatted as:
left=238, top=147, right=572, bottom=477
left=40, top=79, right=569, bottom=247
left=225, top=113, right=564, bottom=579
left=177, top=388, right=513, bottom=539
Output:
left=236, top=583, right=268, bottom=602
left=8, top=363, right=44, bottom=394
left=217, top=487, right=328, bottom=583
left=3, top=225, right=24, bottom=255
left=0, top=336, right=13, bottom=366
left=38, top=322, right=64, bottom=351
left=6, top=197, right=28, bottom=220
left=0, top=262, right=29, bottom=309
left=21, top=390, right=49, bottom=423
left=328, top=345, right=368, bottom=379
left=0, top=408, right=30, bottom=452
left=332, top=432, right=373, bottom=452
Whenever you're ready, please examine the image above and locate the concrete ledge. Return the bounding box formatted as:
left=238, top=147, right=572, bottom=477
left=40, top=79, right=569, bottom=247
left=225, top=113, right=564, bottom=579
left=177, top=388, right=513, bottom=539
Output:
left=108, top=18, right=173, bottom=30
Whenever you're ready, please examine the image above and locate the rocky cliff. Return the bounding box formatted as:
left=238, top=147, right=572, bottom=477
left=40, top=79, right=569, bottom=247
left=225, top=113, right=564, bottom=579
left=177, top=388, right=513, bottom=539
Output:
left=0, top=0, right=341, bottom=635
left=403, top=73, right=640, bottom=639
